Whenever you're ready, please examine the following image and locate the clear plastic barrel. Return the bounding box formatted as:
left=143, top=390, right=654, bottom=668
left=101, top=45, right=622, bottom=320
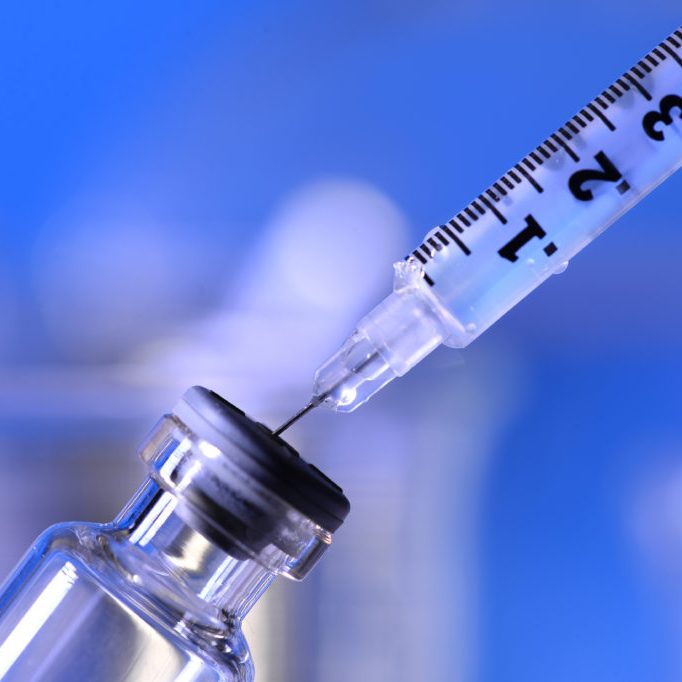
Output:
left=315, top=27, right=682, bottom=412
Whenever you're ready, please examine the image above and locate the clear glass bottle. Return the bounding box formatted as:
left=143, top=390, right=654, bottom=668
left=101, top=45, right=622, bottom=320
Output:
left=0, top=387, right=350, bottom=681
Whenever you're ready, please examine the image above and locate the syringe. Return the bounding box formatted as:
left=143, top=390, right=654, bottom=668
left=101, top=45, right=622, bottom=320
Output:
left=275, top=26, right=682, bottom=435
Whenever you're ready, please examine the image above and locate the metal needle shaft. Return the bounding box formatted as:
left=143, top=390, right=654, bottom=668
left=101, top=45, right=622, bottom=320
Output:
left=272, top=397, right=322, bottom=437
left=273, top=349, right=380, bottom=436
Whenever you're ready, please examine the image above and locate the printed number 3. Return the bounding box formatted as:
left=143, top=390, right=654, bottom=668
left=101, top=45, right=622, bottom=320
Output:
left=642, top=94, right=682, bottom=141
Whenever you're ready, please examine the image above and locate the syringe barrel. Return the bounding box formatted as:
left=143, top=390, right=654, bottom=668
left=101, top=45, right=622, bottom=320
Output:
left=424, top=58, right=682, bottom=349
left=316, top=27, right=682, bottom=412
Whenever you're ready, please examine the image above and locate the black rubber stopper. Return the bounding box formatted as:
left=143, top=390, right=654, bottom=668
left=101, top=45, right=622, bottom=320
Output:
left=176, top=386, right=350, bottom=534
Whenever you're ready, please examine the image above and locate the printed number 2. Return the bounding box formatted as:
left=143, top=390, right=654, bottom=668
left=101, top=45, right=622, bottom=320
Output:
left=498, top=214, right=557, bottom=263
left=568, top=151, right=627, bottom=201
left=642, top=94, right=682, bottom=141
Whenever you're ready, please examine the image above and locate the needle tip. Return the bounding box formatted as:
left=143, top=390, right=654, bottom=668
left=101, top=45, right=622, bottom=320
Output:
left=272, top=397, right=323, bottom=437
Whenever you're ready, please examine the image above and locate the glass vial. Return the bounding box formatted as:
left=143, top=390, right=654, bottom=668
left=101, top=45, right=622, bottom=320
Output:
left=0, top=387, right=350, bottom=681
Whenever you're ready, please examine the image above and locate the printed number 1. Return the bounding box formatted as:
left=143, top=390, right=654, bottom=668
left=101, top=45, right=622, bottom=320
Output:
left=498, top=214, right=557, bottom=263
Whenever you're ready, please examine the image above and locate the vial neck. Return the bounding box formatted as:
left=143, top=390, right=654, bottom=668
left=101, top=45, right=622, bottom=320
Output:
left=115, top=480, right=275, bottom=622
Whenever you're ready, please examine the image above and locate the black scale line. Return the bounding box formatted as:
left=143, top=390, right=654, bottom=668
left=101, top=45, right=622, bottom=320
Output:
left=624, top=71, right=651, bottom=100
left=447, top=218, right=464, bottom=234
left=442, top=223, right=458, bottom=240
left=587, top=102, right=615, bottom=131
left=516, top=164, right=543, bottom=193
left=427, top=237, right=442, bottom=253
left=452, top=235, right=471, bottom=256
left=435, top=231, right=449, bottom=246
left=551, top=133, right=579, bottom=162
left=661, top=42, right=682, bottom=67
left=423, top=26, right=682, bottom=272
left=441, top=230, right=471, bottom=256
left=480, top=194, right=507, bottom=224
left=464, top=207, right=479, bottom=221
left=630, top=65, right=647, bottom=80
left=471, top=200, right=485, bottom=216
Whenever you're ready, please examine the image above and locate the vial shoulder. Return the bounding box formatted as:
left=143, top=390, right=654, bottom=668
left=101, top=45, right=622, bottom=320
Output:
left=0, top=521, right=104, bottom=605
left=31, top=520, right=109, bottom=558
left=0, top=523, right=254, bottom=680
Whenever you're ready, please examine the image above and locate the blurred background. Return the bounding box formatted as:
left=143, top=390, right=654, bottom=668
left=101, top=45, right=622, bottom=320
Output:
left=0, top=1, right=681, bottom=680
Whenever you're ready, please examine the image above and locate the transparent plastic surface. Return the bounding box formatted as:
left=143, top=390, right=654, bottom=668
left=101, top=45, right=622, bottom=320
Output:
left=313, top=259, right=450, bottom=409
left=314, top=27, right=682, bottom=412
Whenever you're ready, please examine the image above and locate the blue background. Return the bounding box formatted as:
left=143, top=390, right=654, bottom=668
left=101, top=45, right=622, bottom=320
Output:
left=0, top=2, right=680, bottom=680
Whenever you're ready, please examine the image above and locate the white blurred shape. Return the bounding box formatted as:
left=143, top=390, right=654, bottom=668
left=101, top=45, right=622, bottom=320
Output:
left=237, top=179, right=407, bottom=312
left=127, top=178, right=409, bottom=416
left=33, top=200, right=208, bottom=361
left=632, top=457, right=682, bottom=580
left=630, top=453, right=682, bottom=678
